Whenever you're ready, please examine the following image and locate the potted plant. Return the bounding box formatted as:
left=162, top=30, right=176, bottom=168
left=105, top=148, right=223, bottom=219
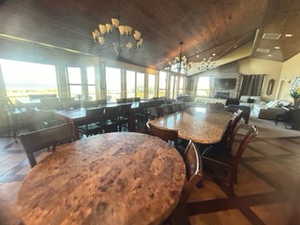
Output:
left=290, top=87, right=300, bottom=108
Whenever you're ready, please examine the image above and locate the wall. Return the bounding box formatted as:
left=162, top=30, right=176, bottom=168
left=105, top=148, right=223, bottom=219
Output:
left=277, top=52, right=300, bottom=101
left=188, top=62, right=240, bottom=98
left=238, top=58, right=283, bottom=101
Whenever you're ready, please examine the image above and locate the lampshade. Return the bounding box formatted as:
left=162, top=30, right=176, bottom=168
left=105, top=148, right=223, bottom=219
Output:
left=111, top=18, right=120, bottom=27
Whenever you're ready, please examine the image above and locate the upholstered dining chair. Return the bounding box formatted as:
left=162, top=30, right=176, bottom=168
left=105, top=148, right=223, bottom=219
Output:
left=202, top=124, right=258, bottom=195
left=164, top=140, right=203, bottom=225
left=19, top=123, right=76, bottom=167
left=146, top=122, right=178, bottom=144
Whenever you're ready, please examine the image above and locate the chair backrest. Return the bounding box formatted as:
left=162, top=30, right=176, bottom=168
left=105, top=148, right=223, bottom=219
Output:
left=231, top=125, right=258, bottom=164
left=119, top=103, right=132, bottom=117
left=104, top=106, right=120, bottom=121
left=19, top=123, right=76, bottom=167
left=147, top=122, right=178, bottom=142
left=181, top=140, right=203, bottom=203
left=86, top=107, right=105, bottom=123
left=147, top=107, right=159, bottom=119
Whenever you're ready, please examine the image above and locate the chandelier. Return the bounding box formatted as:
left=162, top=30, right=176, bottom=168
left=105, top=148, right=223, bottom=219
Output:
left=164, top=42, right=191, bottom=74
left=197, top=57, right=217, bottom=72
left=92, top=18, right=143, bottom=56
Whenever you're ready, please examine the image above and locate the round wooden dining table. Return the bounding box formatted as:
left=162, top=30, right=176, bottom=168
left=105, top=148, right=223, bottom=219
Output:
left=149, top=105, right=233, bottom=144
left=17, top=132, right=186, bottom=225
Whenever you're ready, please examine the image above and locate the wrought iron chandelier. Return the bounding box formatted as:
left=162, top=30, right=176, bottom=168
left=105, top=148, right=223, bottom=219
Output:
left=92, top=18, right=143, bottom=56
left=164, top=42, right=191, bottom=74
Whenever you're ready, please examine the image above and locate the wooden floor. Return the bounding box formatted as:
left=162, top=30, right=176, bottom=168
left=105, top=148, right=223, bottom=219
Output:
left=1, top=126, right=300, bottom=224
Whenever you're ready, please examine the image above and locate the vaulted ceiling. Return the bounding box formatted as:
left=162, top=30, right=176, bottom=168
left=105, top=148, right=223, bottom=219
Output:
left=253, top=0, right=300, bottom=61
left=0, top=0, right=272, bottom=69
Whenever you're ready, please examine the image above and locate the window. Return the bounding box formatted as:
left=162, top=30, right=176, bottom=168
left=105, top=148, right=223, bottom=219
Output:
left=178, top=76, right=185, bottom=95
left=136, top=72, right=144, bottom=98
left=87, top=67, right=96, bottom=100
left=106, top=67, right=121, bottom=101
left=196, top=77, right=210, bottom=96
left=67, top=67, right=82, bottom=100
left=159, top=71, right=167, bottom=97
left=174, top=76, right=179, bottom=99
left=126, top=70, right=136, bottom=98
left=0, top=59, right=57, bottom=103
left=148, top=74, right=156, bottom=98
left=169, top=75, right=175, bottom=99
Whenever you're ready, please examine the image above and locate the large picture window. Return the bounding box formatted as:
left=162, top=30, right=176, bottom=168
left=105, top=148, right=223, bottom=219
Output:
left=126, top=70, right=136, bottom=98
left=67, top=67, right=82, bottom=100
left=178, top=76, right=185, bottom=95
left=170, top=75, right=175, bottom=99
left=0, top=59, right=57, bottom=103
left=148, top=74, right=156, bottom=98
left=106, top=67, right=121, bottom=101
left=196, top=77, right=210, bottom=96
left=136, top=72, right=144, bottom=98
left=87, top=67, right=96, bottom=100
left=159, top=71, right=167, bottom=97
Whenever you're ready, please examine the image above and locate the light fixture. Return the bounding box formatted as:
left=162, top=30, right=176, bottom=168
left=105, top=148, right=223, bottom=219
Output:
left=285, top=34, right=293, bottom=38
left=164, top=42, right=191, bottom=74
left=212, top=53, right=216, bottom=56
left=274, top=46, right=280, bottom=50
left=268, top=54, right=272, bottom=57
left=92, top=15, right=143, bottom=56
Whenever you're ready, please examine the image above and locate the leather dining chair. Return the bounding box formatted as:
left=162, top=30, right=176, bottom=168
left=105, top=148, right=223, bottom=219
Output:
left=19, top=123, right=76, bottom=167
left=202, top=124, right=258, bottom=195
left=164, top=140, right=203, bottom=225
left=146, top=122, right=178, bottom=144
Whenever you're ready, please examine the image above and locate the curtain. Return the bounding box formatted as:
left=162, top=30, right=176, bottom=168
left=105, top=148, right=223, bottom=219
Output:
left=239, top=75, right=265, bottom=97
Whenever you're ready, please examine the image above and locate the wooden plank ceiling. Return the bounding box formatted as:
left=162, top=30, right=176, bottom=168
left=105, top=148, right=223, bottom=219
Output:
left=253, top=0, right=300, bottom=61
left=0, top=0, right=269, bottom=69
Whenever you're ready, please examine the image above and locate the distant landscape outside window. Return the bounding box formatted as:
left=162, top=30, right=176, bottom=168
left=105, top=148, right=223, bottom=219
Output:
left=0, top=59, right=57, bottom=103
left=126, top=70, right=135, bottom=98
left=68, top=67, right=82, bottom=100
left=178, top=76, right=185, bottom=95
left=87, top=66, right=96, bottom=100
left=136, top=72, right=144, bottom=98
left=159, top=71, right=167, bottom=97
left=196, top=77, right=210, bottom=96
left=148, top=74, right=156, bottom=98
left=174, top=76, right=179, bottom=99
left=106, top=67, right=121, bottom=101
left=170, top=75, right=175, bottom=99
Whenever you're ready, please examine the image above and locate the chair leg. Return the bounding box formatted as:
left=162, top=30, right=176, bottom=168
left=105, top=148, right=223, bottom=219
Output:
left=26, top=152, right=37, bottom=168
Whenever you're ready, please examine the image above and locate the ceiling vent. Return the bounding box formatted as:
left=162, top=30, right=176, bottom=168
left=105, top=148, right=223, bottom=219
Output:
left=256, top=48, right=270, bottom=54
left=262, top=33, right=282, bottom=40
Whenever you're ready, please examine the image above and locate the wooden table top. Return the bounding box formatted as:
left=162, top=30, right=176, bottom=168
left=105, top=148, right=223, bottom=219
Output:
left=149, top=106, right=233, bottom=144
left=17, top=132, right=186, bottom=225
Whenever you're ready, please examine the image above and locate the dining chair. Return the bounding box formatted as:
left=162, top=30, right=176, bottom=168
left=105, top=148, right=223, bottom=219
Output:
left=19, top=123, right=76, bottom=167
left=164, top=140, right=203, bottom=225
left=146, top=122, right=178, bottom=144
left=202, top=124, right=258, bottom=195
left=79, top=107, right=105, bottom=136
left=103, top=106, right=120, bottom=133
left=117, top=103, right=132, bottom=131
left=146, top=107, right=160, bottom=120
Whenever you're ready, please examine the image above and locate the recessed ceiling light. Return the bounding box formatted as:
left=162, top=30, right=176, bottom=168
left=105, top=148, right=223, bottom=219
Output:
left=212, top=53, right=216, bottom=56
left=274, top=46, right=280, bottom=50
left=196, top=54, right=200, bottom=58
left=285, top=34, right=293, bottom=37
left=268, top=54, right=272, bottom=57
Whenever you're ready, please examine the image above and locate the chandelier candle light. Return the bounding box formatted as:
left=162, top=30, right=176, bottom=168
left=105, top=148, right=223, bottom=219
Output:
left=92, top=18, right=143, bottom=55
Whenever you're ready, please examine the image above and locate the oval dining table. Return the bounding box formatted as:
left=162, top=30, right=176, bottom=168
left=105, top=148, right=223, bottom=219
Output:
left=17, top=132, right=186, bottom=225
left=149, top=105, right=233, bottom=144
